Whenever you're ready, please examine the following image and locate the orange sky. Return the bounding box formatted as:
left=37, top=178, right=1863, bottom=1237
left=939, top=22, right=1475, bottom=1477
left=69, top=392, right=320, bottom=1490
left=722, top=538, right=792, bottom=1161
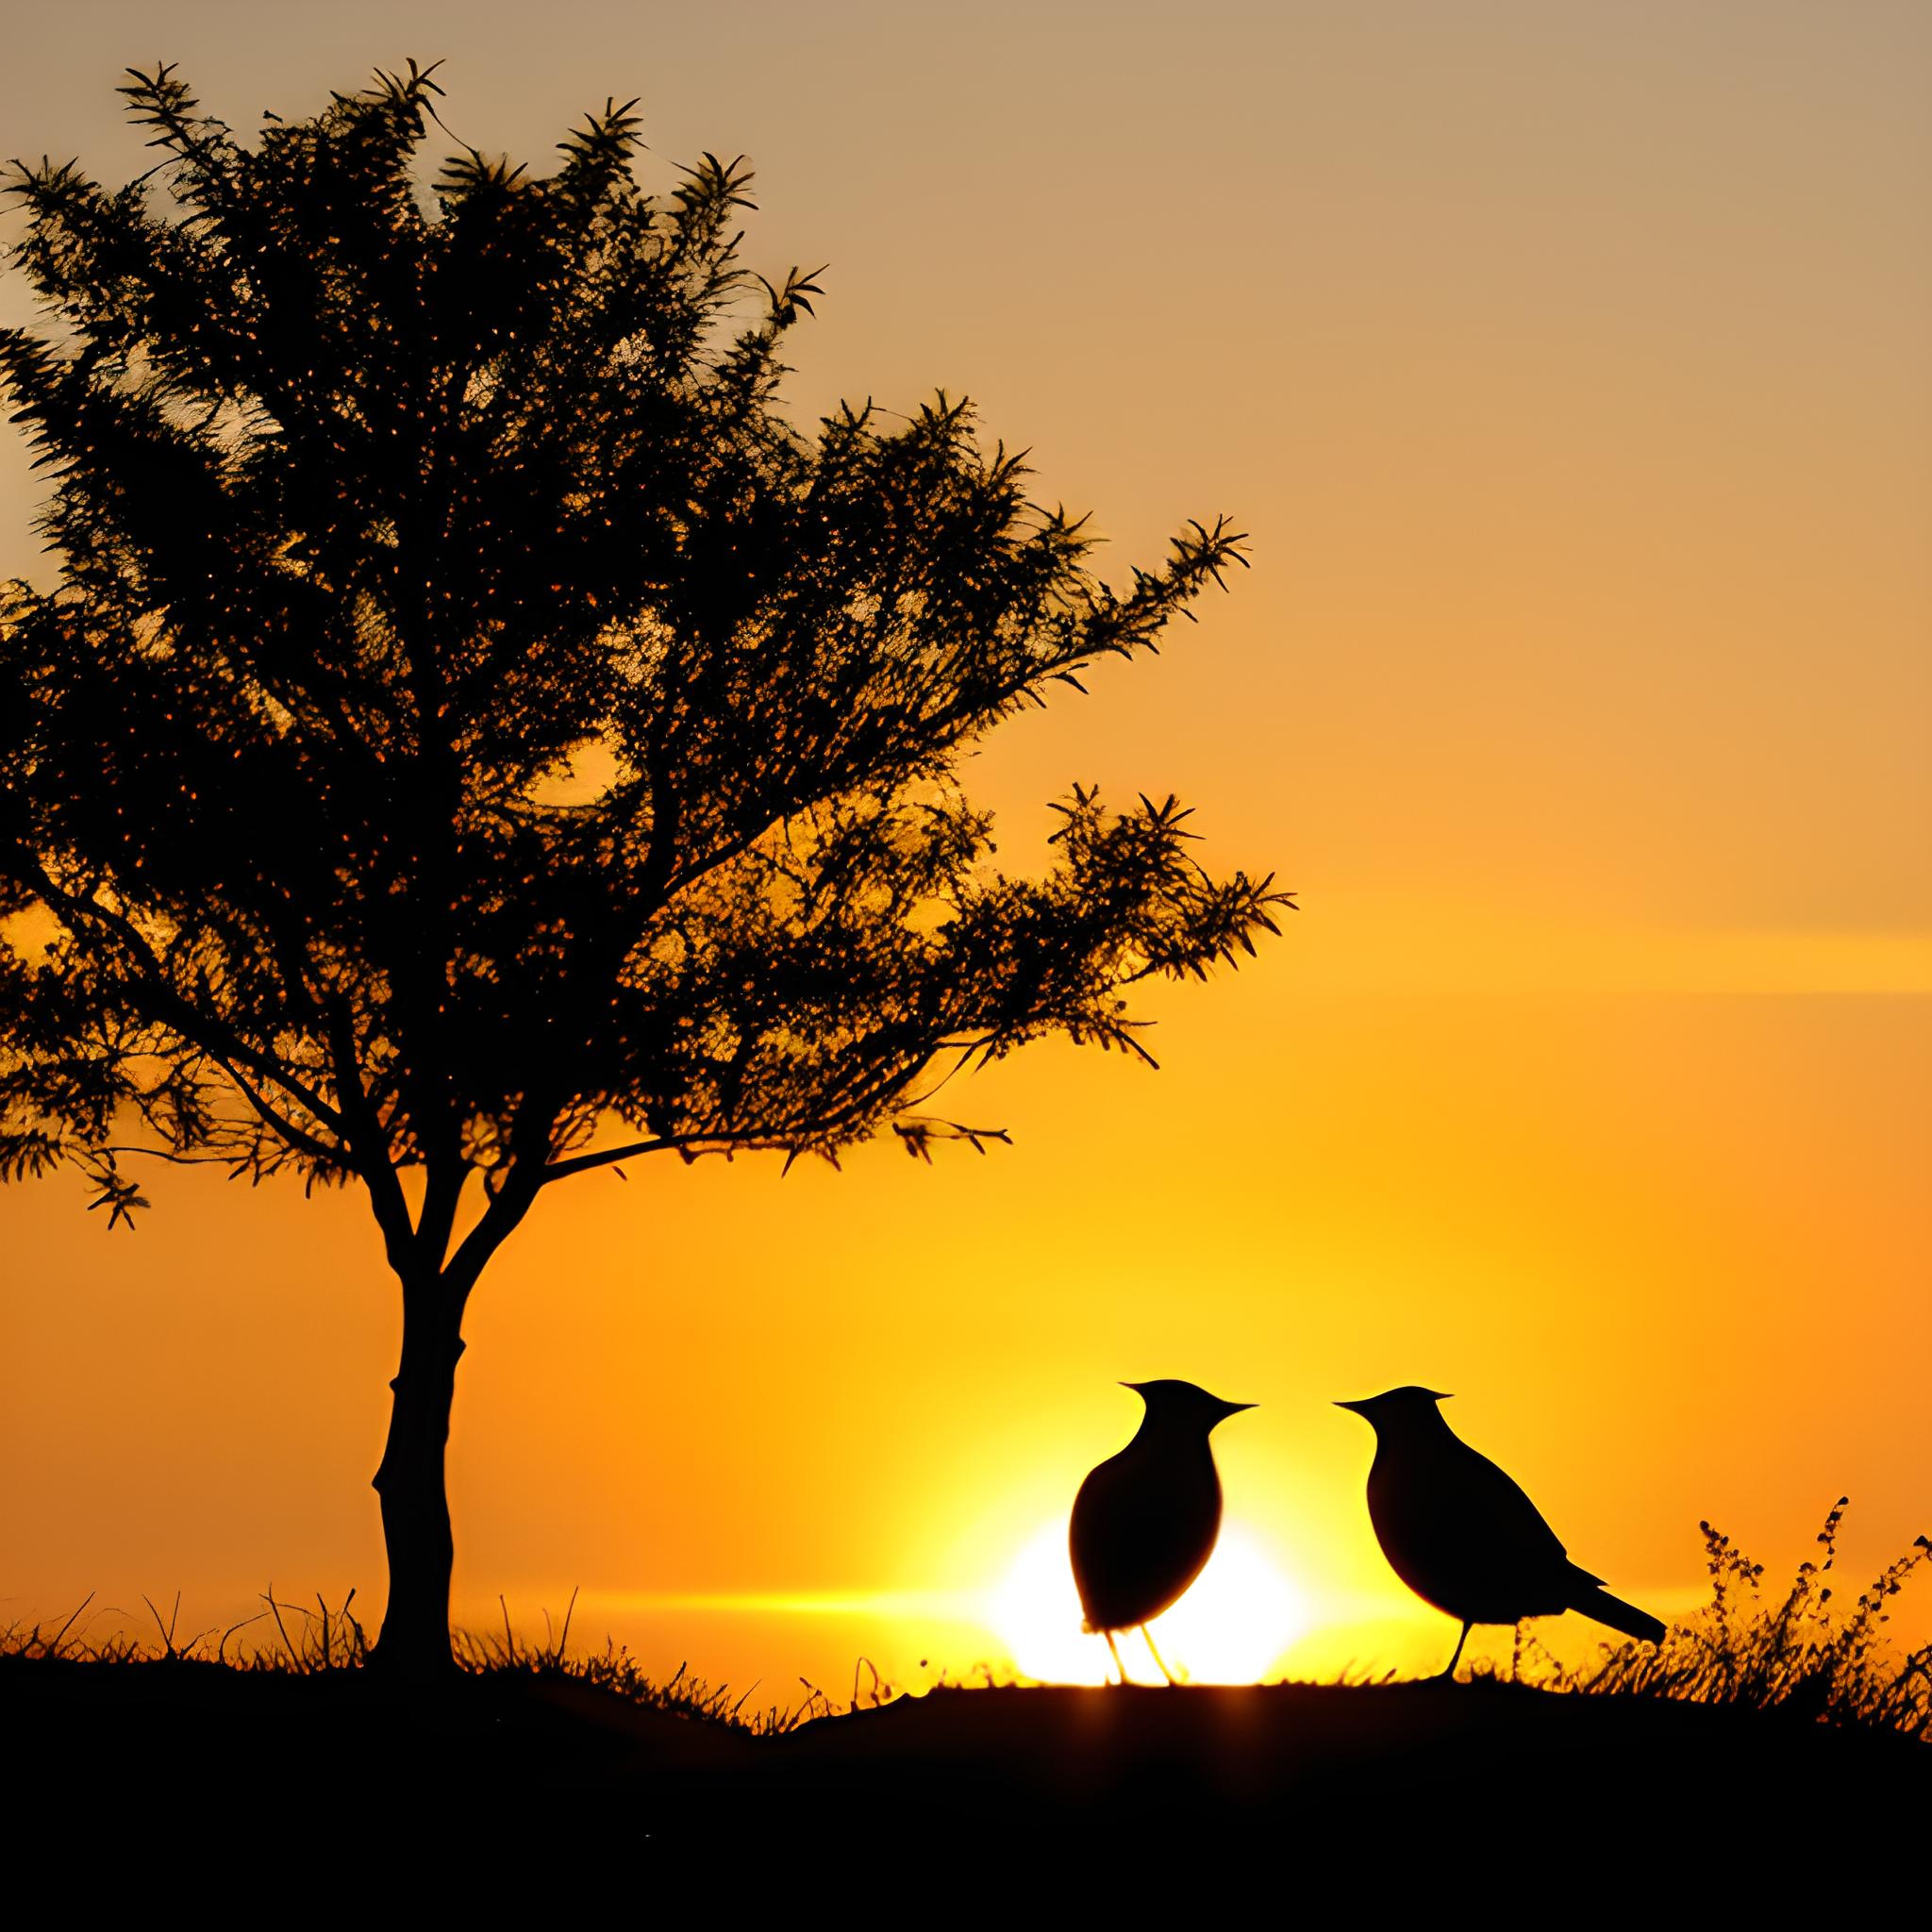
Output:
left=3, top=2, right=1927, bottom=1689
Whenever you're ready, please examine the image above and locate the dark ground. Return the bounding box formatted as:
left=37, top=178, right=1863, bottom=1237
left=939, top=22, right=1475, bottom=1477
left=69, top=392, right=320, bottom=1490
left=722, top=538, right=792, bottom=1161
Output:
left=9, top=1657, right=1924, bottom=1904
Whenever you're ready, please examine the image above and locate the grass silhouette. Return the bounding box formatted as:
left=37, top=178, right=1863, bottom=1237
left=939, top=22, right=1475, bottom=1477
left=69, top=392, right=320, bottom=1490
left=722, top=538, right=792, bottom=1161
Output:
left=8, top=1500, right=1924, bottom=1734
left=1536, top=1500, right=1931, bottom=1737
left=8, top=1504, right=1925, bottom=1895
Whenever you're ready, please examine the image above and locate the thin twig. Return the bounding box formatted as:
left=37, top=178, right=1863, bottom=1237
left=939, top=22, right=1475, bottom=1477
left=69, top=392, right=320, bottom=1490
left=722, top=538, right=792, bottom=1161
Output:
left=217, top=1610, right=266, bottom=1667
left=45, top=1591, right=94, bottom=1658
left=263, top=1586, right=305, bottom=1674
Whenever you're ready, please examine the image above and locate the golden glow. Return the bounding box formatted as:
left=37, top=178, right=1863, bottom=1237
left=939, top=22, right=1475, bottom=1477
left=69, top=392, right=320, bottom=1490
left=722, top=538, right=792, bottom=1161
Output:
left=991, top=1521, right=1307, bottom=1687
left=2, top=4, right=1927, bottom=1689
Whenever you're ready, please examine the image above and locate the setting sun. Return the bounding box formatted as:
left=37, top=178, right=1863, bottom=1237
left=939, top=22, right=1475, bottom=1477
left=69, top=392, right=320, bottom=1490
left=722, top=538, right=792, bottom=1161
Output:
left=991, top=1521, right=1307, bottom=1686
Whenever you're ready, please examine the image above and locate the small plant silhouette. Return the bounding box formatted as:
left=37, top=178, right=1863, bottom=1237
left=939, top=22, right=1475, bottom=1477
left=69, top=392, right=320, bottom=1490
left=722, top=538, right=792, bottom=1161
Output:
left=1543, top=1499, right=1931, bottom=1740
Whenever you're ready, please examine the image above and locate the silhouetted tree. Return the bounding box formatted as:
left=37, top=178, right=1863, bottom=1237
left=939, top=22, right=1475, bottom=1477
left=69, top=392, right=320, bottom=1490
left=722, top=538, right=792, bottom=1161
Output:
left=0, top=63, right=1288, bottom=1671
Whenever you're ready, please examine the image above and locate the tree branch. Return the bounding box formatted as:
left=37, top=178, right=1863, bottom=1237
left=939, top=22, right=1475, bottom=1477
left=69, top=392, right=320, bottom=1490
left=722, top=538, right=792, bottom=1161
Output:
left=11, top=853, right=352, bottom=1139
left=541, top=1135, right=682, bottom=1183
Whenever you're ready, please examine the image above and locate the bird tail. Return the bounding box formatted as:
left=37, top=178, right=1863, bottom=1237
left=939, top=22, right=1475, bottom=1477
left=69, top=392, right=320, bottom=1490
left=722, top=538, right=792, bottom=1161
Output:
left=1569, top=1579, right=1665, bottom=1645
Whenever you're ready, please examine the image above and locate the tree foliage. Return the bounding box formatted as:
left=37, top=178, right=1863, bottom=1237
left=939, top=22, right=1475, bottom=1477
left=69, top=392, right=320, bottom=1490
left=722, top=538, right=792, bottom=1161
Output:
left=0, top=61, right=1288, bottom=1283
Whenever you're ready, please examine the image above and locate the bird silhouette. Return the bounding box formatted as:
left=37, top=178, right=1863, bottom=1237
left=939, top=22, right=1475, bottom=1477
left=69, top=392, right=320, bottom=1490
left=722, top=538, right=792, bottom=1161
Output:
left=1337, top=1386, right=1665, bottom=1677
left=1070, top=1379, right=1255, bottom=1684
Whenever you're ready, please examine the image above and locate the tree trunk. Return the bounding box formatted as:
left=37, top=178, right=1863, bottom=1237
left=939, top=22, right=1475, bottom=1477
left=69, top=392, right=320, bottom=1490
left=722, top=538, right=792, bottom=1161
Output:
left=371, top=1283, right=466, bottom=1674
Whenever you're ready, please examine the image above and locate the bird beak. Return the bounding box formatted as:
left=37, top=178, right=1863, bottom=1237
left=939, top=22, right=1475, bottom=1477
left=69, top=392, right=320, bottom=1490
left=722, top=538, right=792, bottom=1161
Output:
left=1334, top=1398, right=1367, bottom=1414
left=1120, top=1380, right=1145, bottom=1393
left=1224, top=1401, right=1257, bottom=1414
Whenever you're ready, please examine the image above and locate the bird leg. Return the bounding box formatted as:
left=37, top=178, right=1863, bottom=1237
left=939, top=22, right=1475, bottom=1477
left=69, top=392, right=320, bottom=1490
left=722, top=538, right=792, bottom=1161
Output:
left=1103, top=1629, right=1132, bottom=1686
left=1441, top=1620, right=1473, bottom=1681
left=1141, top=1624, right=1178, bottom=1687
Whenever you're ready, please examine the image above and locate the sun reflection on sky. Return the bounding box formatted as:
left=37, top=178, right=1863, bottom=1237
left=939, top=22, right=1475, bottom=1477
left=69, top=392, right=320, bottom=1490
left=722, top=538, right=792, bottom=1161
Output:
left=576, top=1517, right=1316, bottom=1692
